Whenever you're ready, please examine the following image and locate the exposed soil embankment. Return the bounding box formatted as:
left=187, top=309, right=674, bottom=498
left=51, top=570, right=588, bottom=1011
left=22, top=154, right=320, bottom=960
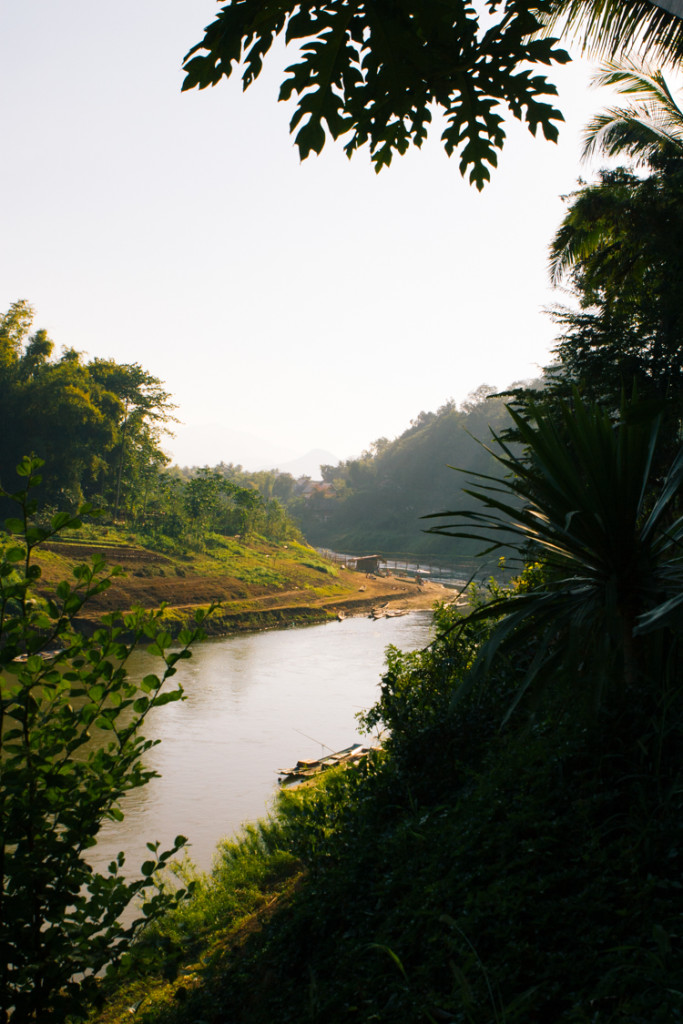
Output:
left=37, top=541, right=454, bottom=637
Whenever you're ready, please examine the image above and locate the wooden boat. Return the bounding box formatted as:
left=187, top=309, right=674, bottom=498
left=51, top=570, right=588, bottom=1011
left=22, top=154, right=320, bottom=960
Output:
left=12, top=648, right=63, bottom=663
left=370, top=605, right=409, bottom=619
left=278, top=744, right=376, bottom=784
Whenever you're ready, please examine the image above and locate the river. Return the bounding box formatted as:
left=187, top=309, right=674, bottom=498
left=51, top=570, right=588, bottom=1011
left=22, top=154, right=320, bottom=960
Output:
left=90, top=611, right=434, bottom=878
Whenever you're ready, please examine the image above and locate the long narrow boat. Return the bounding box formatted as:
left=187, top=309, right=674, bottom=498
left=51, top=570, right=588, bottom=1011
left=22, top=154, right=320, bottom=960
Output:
left=278, top=744, right=376, bottom=784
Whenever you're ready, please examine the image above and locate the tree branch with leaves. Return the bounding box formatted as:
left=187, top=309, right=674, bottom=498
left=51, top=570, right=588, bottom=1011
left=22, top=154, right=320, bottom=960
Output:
left=183, top=0, right=570, bottom=189
left=0, top=458, right=210, bottom=1021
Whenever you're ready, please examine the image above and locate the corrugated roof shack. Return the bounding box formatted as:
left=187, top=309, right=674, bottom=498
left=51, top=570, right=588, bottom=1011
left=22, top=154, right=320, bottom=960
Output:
left=353, top=555, right=381, bottom=574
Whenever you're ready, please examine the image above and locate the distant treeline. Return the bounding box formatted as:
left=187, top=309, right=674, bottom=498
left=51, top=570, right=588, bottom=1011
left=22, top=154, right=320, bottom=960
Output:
left=296, top=387, right=517, bottom=560
left=1, top=299, right=520, bottom=562
left=194, top=386, right=522, bottom=565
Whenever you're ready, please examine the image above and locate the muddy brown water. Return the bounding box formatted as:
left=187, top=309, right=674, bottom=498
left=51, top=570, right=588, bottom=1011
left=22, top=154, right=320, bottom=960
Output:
left=89, top=611, right=435, bottom=878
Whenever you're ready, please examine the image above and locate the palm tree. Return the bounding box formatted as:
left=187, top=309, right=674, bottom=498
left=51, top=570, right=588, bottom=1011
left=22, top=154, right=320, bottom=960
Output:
left=547, top=165, right=662, bottom=289
left=546, top=60, right=683, bottom=421
left=581, top=60, right=683, bottom=167
left=546, top=163, right=683, bottom=409
left=549, top=59, right=683, bottom=286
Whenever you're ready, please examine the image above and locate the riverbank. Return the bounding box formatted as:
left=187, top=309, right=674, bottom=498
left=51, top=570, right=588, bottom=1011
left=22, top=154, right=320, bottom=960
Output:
left=85, top=611, right=437, bottom=884
left=36, top=537, right=456, bottom=637
left=85, top=590, right=683, bottom=1024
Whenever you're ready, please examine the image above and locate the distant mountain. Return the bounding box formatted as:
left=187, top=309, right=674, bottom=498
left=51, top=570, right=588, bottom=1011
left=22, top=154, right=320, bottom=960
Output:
left=271, top=449, right=340, bottom=479
left=166, top=422, right=297, bottom=472
left=165, top=425, right=339, bottom=479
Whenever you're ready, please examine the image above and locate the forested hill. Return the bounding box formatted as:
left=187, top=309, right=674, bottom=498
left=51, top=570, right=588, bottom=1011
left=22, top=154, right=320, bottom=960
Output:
left=292, top=387, right=518, bottom=562
left=1, top=299, right=518, bottom=566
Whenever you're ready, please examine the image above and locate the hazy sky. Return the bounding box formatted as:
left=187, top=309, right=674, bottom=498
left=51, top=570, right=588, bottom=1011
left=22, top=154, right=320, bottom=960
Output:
left=1, top=2, right=612, bottom=469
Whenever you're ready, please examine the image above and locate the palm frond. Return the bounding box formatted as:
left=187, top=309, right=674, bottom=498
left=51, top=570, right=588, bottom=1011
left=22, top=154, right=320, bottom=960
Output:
left=582, top=106, right=683, bottom=162
left=541, top=0, right=683, bottom=66
left=590, top=60, right=679, bottom=103
left=548, top=201, right=621, bottom=286
left=547, top=164, right=665, bottom=287
left=582, top=61, right=683, bottom=164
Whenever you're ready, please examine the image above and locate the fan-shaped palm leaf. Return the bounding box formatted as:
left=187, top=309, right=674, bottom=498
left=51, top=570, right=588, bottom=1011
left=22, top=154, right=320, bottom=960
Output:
left=425, top=396, right=683, bottom=721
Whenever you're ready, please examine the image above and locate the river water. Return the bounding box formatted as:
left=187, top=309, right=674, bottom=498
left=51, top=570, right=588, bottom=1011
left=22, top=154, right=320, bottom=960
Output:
left=90, top=611, right=434, bottom=878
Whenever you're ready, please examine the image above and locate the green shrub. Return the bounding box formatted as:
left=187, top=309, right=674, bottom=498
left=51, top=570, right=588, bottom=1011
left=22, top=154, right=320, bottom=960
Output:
left=0, top=458, right=208, bottom=1021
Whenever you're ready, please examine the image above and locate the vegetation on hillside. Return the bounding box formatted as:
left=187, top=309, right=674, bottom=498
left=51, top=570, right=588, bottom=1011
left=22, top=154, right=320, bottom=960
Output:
left=291, top=388, right=519, bottom=561
left=5, top=32, right=683, bottom=1022
left=0, top=309, right=302, bottom=552
left=163, top=389, right=522, bottom=568
left=0, top=459, right=431, bottom=1022
left=82, top=397, right=683, bottom=1024
left=78, top=50, right=683, bottom=1024
left=0, top=460, right=210, bottom=1023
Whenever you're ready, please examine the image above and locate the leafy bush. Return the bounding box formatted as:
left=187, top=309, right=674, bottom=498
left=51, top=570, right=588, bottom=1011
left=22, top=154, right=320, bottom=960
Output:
left=81, top=401, right=683, bottom=1024
left=427, top=395, right=683, bottom=727
left=0, top=458, right=208, bottom=1021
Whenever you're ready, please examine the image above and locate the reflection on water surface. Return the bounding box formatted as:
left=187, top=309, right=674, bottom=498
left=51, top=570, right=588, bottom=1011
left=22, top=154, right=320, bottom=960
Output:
left=91, top=611, right=434, bottom=875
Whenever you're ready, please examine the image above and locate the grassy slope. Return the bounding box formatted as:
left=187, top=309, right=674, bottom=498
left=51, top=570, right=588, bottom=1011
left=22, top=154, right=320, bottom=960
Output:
left=34, top=530, right=441, bottom=636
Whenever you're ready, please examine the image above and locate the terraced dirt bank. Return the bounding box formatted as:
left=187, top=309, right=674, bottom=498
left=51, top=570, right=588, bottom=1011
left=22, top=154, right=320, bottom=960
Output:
left=36, top=537, right=454, bottom=637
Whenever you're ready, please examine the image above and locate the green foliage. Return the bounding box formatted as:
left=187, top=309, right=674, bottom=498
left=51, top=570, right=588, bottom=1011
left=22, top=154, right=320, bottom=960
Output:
left=0, top=302, right=175, bottom=518
left=427, top=394, right=683, bottom=726
left=0, top=301, right=35, bottom=370
left=87, top=359, right=177, bottom=521
left=145, top=468, right=302, bottom=550
left=182, top=0, right=569, bottom=189
left=541, top=0, right=683, bottom=66
left=81, top=404, right=683, bottom=1024
left=522, top=67, right=683, bottom=461
left=581, top=60, right=683, bottom=168
left=107, top=670, right=683, bottom=1022
left=0, top=458, right=208, bottom=1021
left=361, top=600, right=489, bottom=755
left=549, top=164, right=683, bottom=411
left=157, top=396, right=515, bottom=565
left=292, top=391, right=515, bottom=562
left=112, top=821, right=302, bottom=1003
left=182, top=0, right=683, bottom=186
left=0, top=303, right=303, bottom=551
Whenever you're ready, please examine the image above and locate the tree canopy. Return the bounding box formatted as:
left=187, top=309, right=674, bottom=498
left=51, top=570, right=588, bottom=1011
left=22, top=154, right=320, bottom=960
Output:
left=183, top=0, right=683, bottom=188
left=538, top=64, right=683, bottom=444
left=183, top=0, right=571, bottom=189
left=0, top=301, right=175, bottom=512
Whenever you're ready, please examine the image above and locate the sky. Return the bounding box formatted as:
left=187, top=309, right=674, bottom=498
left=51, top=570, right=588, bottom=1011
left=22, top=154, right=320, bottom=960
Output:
left=1, top=2, right=613, bottom=471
